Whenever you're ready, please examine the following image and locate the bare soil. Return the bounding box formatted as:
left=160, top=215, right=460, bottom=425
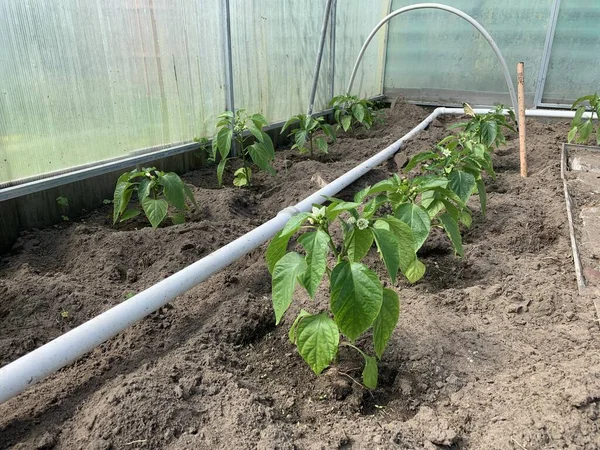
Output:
left=1, top=102, right=599, bottom=450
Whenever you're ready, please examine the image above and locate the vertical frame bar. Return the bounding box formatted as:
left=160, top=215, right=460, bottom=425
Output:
left=222, top=0, right=235, bottom=113
left=307, top=0, right=334, bottom=116
left=329, top=0, right=337, bottom=101
left=379, top=0, right=394, bottom=96
left=533, top=0, right=561, bottom=108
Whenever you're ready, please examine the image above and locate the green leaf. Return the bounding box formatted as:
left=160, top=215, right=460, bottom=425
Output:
left=141, top=197, right=169, bottom=228
left=373, top=217, right=422, bottom=283
left=296, top=313, right=339, bottom=375
left=480, top=121, right=498, bottom=147
left=321, top=123, right=336, bottom=142
left=281, top=116, right=299, bottom=133
left=272, top=252, right=307, bottom=325
left=250, top=113, right=268, bottom=128
left=439, top=212, right=463, bottom=256
left=344, top=227, right=374, bottom=262
left=459, top=210, right=472, bottom=228
left=372, top=228, right=400, bottom=284
left=572, top=94, right=596, bottom=109
left=352, top=103, right=366, bottom=123
left=170, top=212, right=185, bottom=225
left=475, top=178, right=487, bottom=216
left=216, top=126, right=233, bottom=160
left=448, top=170, right=476, bottom=204
left=331, top=201, right=361, bottom=212
left=373, top=288, right=400, bottom=359
left=297, top=230, right=330, bottom=298
left=579, top=120, right=593, bottom=144
left=353, top=186, right=371, bottom=203
left=138, top=178, right=153, bottom=202
left=341, top=115, right=352, bottom=132
left=159, top=172, right=186, bottom=210
left=404, top=151, right=437, bottom=172
left=573, top=106, right=585, bottom=125
left=119, top=208, right=140, bottom=222
left=362, top=195, right=387, bottom=219
left=216, top=158, right=228, bottom=186
left=281, top=212, right=311, bottom=237
left=568, top=126, right=578, bottom=143
left=248, top=143, right=276, bottom=175
left=247, top=120, right=264, bottom=141
left=183, top=184, right=198, bottom=208
left=266, top=231, right=292, bottom=274
left=395, top=203, right=431, bottom=250
left=289, top=309, right=311, bottom=343
left=112, top=178, right=133, bottom=224
left=260, top=131, right=275, bottom=158
left=362, top=354, right=378, bottom=389
left=315, top=137, right=328, bottom=154
left=330, top=261, right=383, bottom=341
left=233, top=167, right=250, bottom=187
left=294, top=129, right=309, bottom=150
left=405, top=259, right=426, bottom=283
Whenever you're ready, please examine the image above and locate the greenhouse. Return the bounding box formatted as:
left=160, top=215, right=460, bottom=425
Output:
left=1, top=1, right=599, bottom=448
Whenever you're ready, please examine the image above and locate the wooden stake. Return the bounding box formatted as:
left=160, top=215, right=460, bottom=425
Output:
left=517, top=62, right=527, bottom=177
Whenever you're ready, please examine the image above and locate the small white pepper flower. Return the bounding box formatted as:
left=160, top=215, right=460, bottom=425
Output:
left=356, top=218, right=369, bottom=230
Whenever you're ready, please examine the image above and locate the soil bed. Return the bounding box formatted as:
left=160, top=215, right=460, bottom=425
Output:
left=1, top=102, right=599, bottom=450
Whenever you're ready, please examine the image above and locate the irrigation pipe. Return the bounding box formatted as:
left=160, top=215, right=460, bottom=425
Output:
left=346, top=3, right=519, bottom=122
left=0, top=106, right=595, bottom=404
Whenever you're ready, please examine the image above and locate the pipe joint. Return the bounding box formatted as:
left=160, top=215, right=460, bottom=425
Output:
left=278, top=206, right=301, bottom=219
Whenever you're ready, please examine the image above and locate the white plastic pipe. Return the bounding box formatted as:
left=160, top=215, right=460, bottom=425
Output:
left=346, top=3, right=519, bottom=122
left=0, top=106, right=590, bottom=404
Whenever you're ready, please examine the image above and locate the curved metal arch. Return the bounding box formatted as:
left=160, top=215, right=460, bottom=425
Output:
left=347, top=3, right=519, bottom=119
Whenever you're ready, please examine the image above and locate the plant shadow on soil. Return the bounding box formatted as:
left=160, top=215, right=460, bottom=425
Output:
left=2, top=104, right=600, bottom=449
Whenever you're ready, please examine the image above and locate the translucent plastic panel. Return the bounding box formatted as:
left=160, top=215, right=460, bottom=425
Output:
left=384, top=0, right=553, bottom=106
left=542, top=2, right=600, bottom=105
left=0, top=0, right=226, bottom=184
left=334, top=0, right=389, bottom=99
left=229, top=0, right=331, bottom=123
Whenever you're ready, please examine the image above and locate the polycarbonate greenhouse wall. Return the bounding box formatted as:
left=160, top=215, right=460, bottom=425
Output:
left=0, top=0, right=387, bottom=186
left=0, top=0, right=599, bottom=187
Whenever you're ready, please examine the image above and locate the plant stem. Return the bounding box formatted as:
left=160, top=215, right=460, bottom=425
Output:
left=239, top=135, right=251, bottom=187
left=340, top=341, right=365, bottom=358
left=310, top=134, right=314, bottom=158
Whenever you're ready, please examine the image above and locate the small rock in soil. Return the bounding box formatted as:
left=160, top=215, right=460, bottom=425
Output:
left=415, top=406, right=459, bottom=447
left=88, top=439, right=112, bottom=450
left=36, top=432, right=56, bottom=449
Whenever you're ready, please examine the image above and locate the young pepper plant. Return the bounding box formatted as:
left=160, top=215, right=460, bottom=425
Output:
left=212, top=109, right=276, bottom=187
left=568, top=93, right=600, bottom=145
left=449, top=103, right=516, bottom=149
left=404, top=132, right=496, bottom=216
left=281, top=114, right=336, bottom=157
left=266, top=199, right=425, bottom=388
left=356, top=174, right=470, bottom=257
left=113, top=167, right=197, bottom=228
left=329, top=94, right=380, bottom=132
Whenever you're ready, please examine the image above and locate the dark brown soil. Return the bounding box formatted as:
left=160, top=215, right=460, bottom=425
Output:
left=1, top=102, right=599, bottom=450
